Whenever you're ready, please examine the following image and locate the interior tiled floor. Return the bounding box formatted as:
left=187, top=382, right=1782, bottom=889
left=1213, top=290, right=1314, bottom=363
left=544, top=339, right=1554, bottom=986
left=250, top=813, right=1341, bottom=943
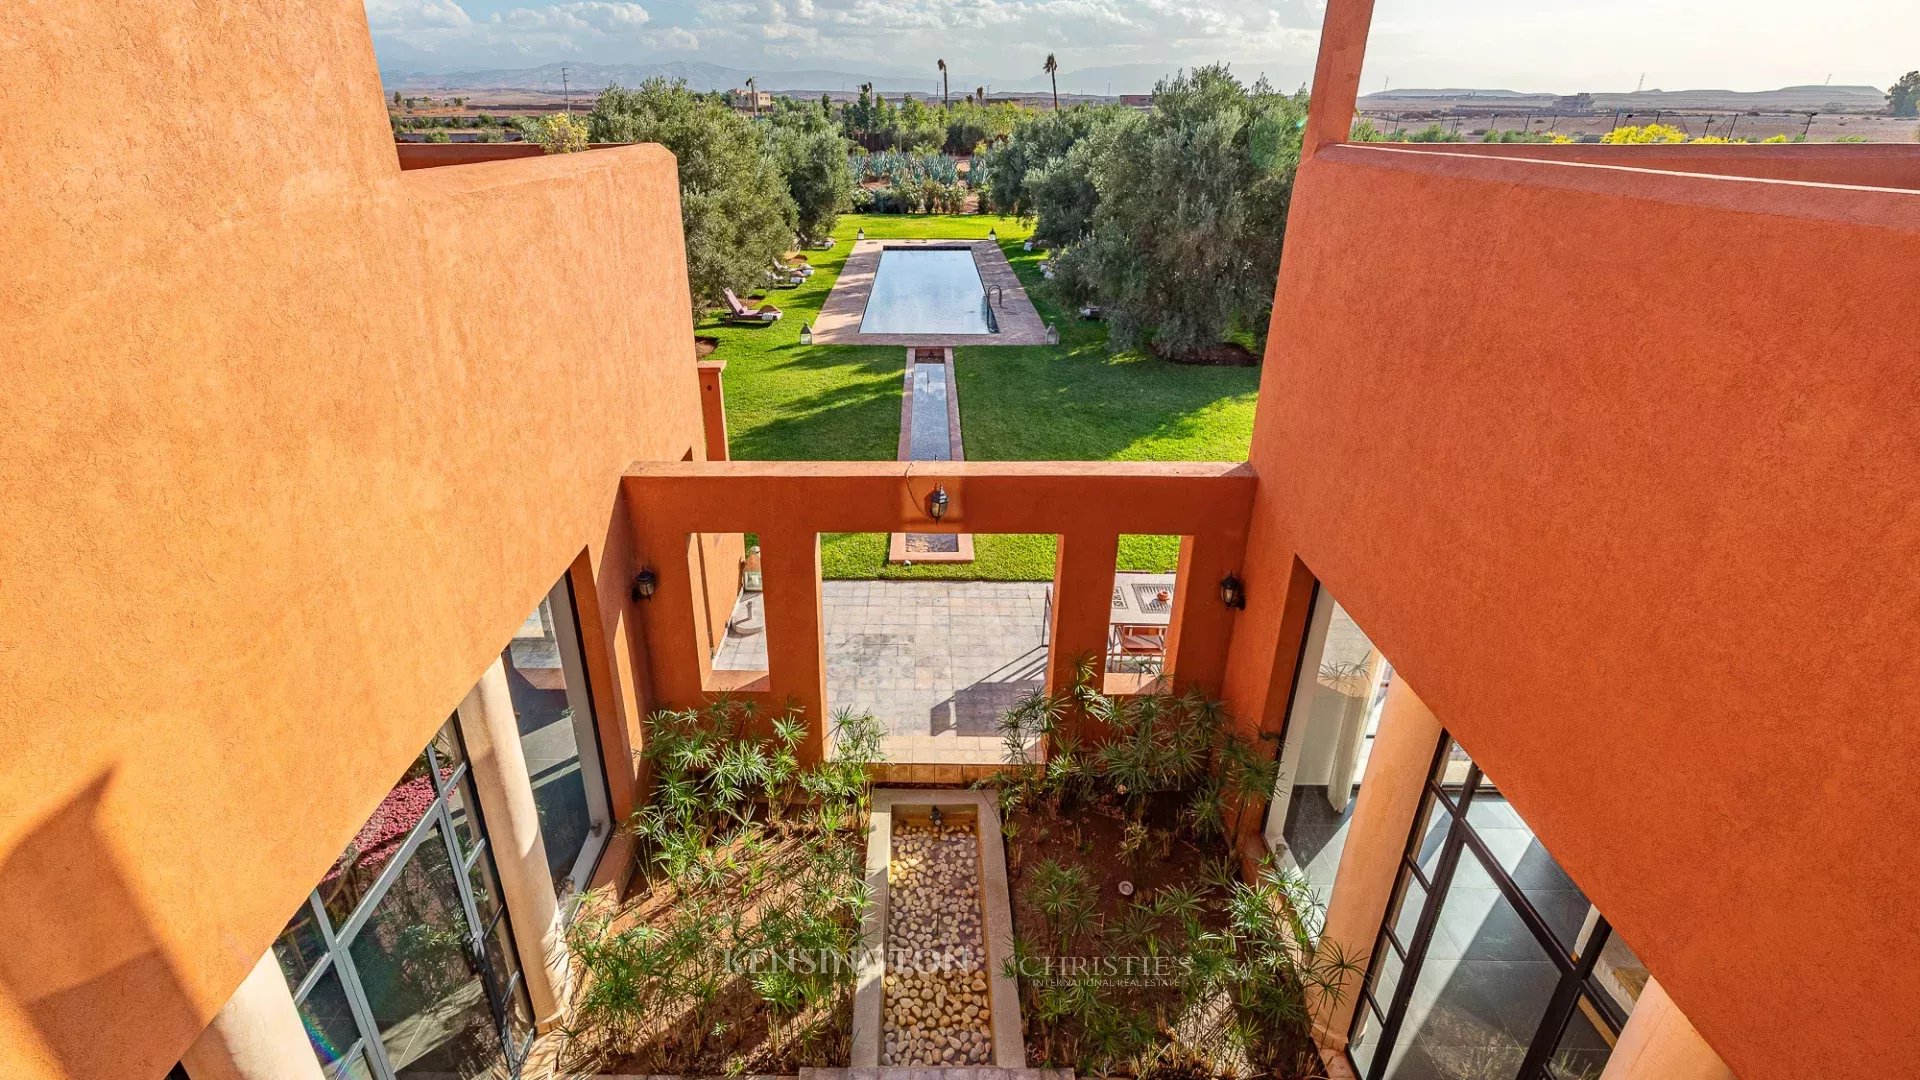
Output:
left=1346, top=791, right=1623, bottom=1080
left=715, top=581, right=1049, bottom=762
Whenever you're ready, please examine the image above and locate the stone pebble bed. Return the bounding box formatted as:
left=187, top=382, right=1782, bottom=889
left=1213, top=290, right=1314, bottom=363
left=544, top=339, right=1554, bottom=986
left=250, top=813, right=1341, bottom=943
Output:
left=883, top=818, right=992, bottom=1065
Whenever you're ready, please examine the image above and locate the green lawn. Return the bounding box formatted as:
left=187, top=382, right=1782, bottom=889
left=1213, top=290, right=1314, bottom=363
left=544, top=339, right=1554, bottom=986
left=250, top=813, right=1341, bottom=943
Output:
left=701, top=213, right=1259, bottom=579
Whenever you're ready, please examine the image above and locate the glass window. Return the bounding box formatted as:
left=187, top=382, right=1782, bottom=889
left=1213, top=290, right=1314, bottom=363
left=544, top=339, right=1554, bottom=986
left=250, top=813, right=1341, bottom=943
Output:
left=466, top=844, right=504, bottom=929
left=445, top=771, right=481, bottom=862
left=294, top=967, right=374, bottom=1080
left=429, top=715, right=466, bottom=783
left=1350, top=1000, right=1386, bottom=1079
left=1545, top=999, right=1618, bottom=1080
left=1468, top=775, right=1593, bottom=952
left=1390, top=866, right=1556, bottom=1080
left=501, top=577, right=608, bottom=895
left=272, top=901, right=328, bottom=989
left=1352, top=738, right=1632, bottom=1080
left=1267, top=589, right=1391, bottom=917
left=345, top=824, right=508, bottom=1077
left=320, top=750, right=437, bottom=926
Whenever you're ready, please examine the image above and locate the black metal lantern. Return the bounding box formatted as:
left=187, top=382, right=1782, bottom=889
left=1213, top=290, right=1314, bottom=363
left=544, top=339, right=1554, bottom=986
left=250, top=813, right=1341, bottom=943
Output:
left=631, top=568, right=659, bottom=601
left=987, top=227, right=998, bottom=242
left=799, top=321, right=813, bottom=345
left=926, top=484, right=949, bottom=521
left=1219, top=572, right=1246, bottom=610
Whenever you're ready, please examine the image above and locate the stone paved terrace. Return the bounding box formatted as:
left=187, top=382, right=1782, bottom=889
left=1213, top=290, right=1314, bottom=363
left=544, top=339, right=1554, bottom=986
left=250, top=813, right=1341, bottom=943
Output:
left=716, top=581, right=1049, bottom=763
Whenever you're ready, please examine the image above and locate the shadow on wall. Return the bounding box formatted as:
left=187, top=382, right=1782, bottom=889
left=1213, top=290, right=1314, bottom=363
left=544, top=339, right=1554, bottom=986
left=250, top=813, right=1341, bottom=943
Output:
left=0, top=770, right=206, bottom=1077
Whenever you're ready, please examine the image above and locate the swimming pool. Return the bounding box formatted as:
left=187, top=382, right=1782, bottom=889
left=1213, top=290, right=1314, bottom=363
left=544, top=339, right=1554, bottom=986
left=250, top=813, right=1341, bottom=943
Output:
left=858, top=247, right=996, bottom=335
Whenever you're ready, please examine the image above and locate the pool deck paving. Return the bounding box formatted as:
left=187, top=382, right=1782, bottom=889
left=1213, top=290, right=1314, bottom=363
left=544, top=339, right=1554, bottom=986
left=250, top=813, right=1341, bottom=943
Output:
left=714, top=581, right=1049, bottom=764
left=813, top=238, right=1050, bottom=347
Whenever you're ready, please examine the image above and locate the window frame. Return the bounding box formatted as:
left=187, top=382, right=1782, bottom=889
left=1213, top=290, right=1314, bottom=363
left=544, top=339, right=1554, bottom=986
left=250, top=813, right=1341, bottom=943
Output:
left=1350, top=736, right=1630, bottom=1080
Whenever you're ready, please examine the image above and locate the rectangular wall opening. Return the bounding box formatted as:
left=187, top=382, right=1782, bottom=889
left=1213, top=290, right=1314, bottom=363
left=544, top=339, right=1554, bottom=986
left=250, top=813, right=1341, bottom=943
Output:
left=1105, top=533, right=1183, bottom=691
left=821, top=533, right=1054, bottom=766
left=708, top=535, right=770, bottom=692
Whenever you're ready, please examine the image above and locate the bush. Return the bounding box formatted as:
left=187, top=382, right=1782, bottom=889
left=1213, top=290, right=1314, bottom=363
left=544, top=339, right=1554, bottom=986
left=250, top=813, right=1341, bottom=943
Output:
left=566, top=703, right=884, bottom=1071
left=990, top=671, right=1360, bottom=1077
left=533, top=112, right=589, bottom=154
left=1600, top=122, right=1688, bottom=144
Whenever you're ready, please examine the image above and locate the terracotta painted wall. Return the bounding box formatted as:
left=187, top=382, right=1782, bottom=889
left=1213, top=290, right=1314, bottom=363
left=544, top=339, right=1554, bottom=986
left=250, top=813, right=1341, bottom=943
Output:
left=0, top=2, right=706, bottom=1076
left=1226, top=141, right=1920, bottom=1079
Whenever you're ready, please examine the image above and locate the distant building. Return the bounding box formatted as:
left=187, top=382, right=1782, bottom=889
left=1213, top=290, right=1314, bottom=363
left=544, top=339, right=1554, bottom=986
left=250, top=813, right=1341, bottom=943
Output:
left=1119, top=93, right=1154, bottom=109
left=727, top=88, right=773, bottom=111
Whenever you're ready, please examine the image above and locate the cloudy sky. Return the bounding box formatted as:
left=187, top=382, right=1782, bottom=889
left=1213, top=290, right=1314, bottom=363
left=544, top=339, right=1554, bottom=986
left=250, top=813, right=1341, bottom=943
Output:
left=367, top=0, right=1918, bottom=93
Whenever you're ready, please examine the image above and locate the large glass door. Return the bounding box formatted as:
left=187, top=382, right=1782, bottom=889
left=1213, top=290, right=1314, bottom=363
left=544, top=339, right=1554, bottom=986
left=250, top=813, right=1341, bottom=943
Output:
left=272, top=718, right=535, bottom=1080
left=1349, top=738, right=1646, bottom=1080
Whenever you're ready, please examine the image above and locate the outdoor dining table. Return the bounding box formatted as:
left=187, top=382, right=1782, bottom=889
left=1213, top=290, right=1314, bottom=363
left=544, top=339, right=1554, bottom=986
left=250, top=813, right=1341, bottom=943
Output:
left=1111, top=572, right=1177, bottom=627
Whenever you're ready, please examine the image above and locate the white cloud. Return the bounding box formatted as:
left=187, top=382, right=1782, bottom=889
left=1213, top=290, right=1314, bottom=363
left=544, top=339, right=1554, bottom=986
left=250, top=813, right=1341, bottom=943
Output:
left=366, top=0, right=473, bottom=31
left=503, top=1, right=650, bottom=33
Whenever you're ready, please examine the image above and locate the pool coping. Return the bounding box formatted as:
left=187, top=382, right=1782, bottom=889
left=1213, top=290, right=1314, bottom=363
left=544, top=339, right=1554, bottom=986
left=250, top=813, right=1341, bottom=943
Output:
left=814, top=238, right=1050, bottom=347
left=890, top=348, right=974, bottom=565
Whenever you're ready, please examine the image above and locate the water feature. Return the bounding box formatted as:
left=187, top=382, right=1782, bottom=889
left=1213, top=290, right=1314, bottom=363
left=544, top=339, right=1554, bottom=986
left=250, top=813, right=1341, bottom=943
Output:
left=884, top=813, right=993, bottom=1064
left=859, top=248, right=996, bottom=335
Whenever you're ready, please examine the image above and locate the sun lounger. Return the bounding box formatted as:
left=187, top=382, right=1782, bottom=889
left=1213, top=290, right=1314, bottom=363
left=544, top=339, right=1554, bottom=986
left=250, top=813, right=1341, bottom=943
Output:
left=723, top=288, right=782, bottom=323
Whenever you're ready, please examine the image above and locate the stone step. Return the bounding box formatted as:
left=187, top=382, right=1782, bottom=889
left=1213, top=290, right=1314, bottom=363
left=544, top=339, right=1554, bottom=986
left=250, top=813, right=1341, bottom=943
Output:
left=801, top=1069, right=1072, bottom=1080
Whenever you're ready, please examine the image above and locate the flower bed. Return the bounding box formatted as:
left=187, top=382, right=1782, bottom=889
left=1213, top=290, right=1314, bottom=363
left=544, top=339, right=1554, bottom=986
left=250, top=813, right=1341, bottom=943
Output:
left=988, top=675, right=1358, bottom=1078
left=559, top=703, right=883, bottom=1074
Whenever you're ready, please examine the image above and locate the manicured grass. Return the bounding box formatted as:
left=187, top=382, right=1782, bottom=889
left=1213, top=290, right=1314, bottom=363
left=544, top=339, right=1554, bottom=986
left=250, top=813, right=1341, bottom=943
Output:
left=703, top=213, right=1259, bottom=580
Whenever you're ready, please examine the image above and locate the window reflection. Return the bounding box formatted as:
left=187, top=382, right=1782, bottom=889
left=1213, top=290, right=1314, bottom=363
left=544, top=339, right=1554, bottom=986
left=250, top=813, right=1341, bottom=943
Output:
left=320, top=750, right=438, bottom=927
left=346, top=823, right=506, bottom=1077
left=502, top=579, right=606, bottom=894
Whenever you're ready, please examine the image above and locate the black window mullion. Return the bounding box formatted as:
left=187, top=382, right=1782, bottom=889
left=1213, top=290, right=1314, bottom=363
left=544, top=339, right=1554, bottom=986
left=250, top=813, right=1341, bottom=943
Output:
left=1454, top=821, right=1578, bottom=972
left=1364, top=766, right=1483, bottom=1080
left=1516, top=915, right=1612, bottom=1079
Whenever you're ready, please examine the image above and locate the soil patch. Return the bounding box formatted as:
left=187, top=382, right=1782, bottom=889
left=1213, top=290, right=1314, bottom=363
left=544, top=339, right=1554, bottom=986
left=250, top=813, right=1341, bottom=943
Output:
left=1158, top=342, right=1261, bottom=367
left=696, top=335, right=720, bottom=359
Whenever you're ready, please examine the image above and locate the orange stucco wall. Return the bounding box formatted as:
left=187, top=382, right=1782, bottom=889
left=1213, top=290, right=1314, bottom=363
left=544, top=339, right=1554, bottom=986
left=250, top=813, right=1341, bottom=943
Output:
left=622, top=461, right=1256, bottom=759
left=1226, top=138, right=1920, bottom=1080
left=0, top=2, right=708, bottom=1077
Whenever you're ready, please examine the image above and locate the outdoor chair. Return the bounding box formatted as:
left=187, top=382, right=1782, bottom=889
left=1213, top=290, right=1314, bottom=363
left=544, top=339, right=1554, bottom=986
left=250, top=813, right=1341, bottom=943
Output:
left=723, top=288, right=782, bottom=323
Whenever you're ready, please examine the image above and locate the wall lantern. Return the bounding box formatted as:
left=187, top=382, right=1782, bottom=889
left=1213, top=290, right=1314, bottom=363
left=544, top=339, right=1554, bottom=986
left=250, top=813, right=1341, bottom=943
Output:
left=1219, top=572, right=1246, bottom=610
left=926, top=484, right=950, bottom=521
left=1045, top=322, right=1060, bottom=346
left=631, top=568, right=659, bottom=602
left=987, top=227, right=999, bottom=242
left=799, top=321, right=813, bottom=345
left=857, top=226, right=866, bottom=240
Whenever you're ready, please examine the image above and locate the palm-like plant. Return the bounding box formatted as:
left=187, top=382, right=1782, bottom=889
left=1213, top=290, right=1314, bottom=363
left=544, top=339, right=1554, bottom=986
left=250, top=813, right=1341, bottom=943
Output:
left=938, top=58, right=948, bottom=106
left=1044, top=53, right=1060, bottom=110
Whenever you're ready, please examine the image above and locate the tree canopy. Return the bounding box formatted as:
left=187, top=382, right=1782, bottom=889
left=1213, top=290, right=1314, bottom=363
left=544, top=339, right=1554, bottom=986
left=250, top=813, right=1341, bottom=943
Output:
left=764, top=101, right=855, bottom=244
left=1891, top=71, right=1920, bottom=118
left=588, top=80, right=796, bottom=311
left=1038, top=67, right=1307, bottom=362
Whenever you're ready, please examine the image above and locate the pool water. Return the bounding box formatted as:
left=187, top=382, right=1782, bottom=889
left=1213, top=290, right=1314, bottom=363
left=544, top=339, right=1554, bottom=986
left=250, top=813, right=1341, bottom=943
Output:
left=859, top=248, right=995, bottom=335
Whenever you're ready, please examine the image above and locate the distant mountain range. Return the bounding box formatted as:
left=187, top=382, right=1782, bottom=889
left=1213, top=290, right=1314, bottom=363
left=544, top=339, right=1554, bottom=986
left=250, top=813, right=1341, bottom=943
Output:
left=377, top=59, right=1290, bottom=98
left=381, top=63, right=1891, bottom=112
left=1360, top=84, right=1888, bottom=113
left=384, top=61, right=962, bottom=95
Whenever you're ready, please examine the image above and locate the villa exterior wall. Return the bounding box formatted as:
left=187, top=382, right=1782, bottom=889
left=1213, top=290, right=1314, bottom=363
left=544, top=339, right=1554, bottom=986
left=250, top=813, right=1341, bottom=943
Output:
left=0, top=3, right=708, bottom=1077
left=1228, top=134, right=1920, bottom=1080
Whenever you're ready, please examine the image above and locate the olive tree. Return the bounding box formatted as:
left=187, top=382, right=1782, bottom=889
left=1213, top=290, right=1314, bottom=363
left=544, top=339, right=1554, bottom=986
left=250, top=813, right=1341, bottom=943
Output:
left=1054, top=66, right=1305, bottom=361
left=765, top=104, right=854, bottom=245
left=588, top=80, right=796, bottom=311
